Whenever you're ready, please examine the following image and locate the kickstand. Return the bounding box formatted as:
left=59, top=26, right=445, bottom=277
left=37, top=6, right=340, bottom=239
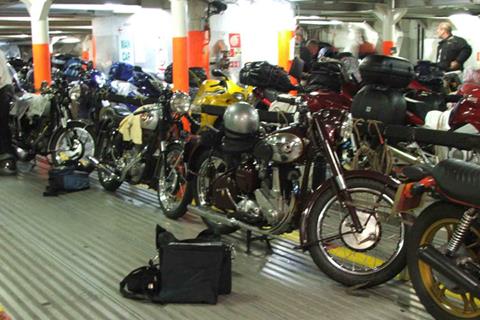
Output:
left=245, top=230, right=273, bottom=255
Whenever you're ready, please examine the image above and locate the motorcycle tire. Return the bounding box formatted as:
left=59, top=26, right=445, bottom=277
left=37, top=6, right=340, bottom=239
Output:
left=192, top=150, right=239, bottom=235
left=407, top=202, right=480, bottom=320
left=158, top=143, right=193, bottom=219
left=96, top=130, right=122, bottom=192
left=307, top=177, right=406, bottom=288
left=49, top=122, right=96, bottom=171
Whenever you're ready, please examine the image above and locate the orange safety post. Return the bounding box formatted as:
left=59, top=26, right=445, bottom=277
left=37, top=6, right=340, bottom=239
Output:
left=278, top=30, right=293, bottom=72
left=382, top=40, right=394, bottom=56
left=172, top=0, right=189, bottom=93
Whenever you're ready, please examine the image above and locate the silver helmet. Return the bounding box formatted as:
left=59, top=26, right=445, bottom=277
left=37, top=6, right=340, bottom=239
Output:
left=224, top=102, right=259, bottom=135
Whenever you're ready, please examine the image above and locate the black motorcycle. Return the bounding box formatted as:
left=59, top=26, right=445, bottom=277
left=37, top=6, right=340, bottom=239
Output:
left=9, top=77, right=95, bottom=167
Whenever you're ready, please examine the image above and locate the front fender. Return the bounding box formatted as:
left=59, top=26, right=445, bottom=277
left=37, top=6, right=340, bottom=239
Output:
left=298, top=170, right=400, bottom=249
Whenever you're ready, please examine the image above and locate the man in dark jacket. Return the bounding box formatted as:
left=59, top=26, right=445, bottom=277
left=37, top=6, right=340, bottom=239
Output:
left=0, top=50, right=15, bottom=175
left=436, top=22, right=472, bottom=71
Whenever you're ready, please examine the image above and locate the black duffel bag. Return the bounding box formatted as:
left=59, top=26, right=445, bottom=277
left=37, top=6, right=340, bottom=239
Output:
left=120, top=225, right=232, bottom=304
left=240, top=61, right=295, bottom=93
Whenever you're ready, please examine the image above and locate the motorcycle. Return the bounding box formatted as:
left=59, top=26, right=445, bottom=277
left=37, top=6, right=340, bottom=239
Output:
left=177, top=95, right=408, bottom=288
left=9, top=77, right=95, bottom=167
left=90, top=88, right=192, bottom=216
left=191, top=68, right=253, bottom=129
left=395, top=159, right=480, bottom=319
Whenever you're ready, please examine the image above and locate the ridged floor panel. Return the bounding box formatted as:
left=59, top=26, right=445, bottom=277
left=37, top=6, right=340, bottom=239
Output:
left=0, top=163, right=432, bottom=320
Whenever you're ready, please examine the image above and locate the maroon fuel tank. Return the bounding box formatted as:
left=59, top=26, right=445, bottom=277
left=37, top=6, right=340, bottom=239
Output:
left=304, top=89, right=352, bottom=113
left=449, top=96, right=480, bottom=132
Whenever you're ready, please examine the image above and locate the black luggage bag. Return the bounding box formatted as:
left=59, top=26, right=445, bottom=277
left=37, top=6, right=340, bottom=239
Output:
left=360, top=55, right=415, bottom=88
left=240, top=61, right=295, bottom=93
left=120, top=225, right=232, bottom=305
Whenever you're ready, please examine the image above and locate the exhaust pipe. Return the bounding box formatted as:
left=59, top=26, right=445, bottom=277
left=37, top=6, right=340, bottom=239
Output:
left=388, top=145, right=421, bottom=165
left=418, top=245, right=480, bottom=297
left=187, top=205, right=282, bottom=239
left=87, top=156, right=119, bottom=179
left=15, top=147, right=29, bottom=161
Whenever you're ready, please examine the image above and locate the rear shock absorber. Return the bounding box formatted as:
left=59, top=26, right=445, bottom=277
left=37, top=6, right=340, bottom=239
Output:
left=446, top=208, right=478, bottom=256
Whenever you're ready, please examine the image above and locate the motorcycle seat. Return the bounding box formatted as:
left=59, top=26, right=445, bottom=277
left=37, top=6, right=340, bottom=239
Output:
left=401, top=164, right=434, bottom=181
left=432, top=159, right=480, bottom=206
left=405, top=97, right=439, bottom=121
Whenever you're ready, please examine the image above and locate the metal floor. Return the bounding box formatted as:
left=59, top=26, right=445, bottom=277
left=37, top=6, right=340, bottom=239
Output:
left=0, top=162, right=432, bottom=320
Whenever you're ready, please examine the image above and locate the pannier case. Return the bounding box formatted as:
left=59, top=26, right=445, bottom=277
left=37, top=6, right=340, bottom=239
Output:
left=360, top=55, right=415, bottom=88
left=351, top=85, right=406, bottom=125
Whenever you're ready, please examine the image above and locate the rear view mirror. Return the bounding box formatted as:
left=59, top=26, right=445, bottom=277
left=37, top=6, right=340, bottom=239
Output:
left=289, top=57, right=304, bottom=81
left=211, top=69, right=228, bottom=79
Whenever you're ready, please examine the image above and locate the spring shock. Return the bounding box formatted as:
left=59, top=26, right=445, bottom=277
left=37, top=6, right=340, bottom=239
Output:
left=446, top=208, right=478, bottom=256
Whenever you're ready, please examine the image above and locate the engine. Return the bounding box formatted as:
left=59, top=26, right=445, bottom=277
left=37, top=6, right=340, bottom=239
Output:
left=211, top=160, right=300, bottom=228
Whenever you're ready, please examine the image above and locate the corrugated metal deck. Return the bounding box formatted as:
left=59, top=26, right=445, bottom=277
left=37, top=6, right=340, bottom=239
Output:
left=0, top=162, right=432, bottom=320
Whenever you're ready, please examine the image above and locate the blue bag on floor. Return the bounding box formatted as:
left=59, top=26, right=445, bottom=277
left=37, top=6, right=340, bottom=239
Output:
left=43, top=167, right=90, bottom=196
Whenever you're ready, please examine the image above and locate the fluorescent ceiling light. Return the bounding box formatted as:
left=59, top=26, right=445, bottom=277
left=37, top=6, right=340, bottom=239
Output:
left=299, top=20, right=343, bottom=25
left=50, top=3, right=141, bottom=14
left=295, top=15, right=321, bottom=20
left=0, top=34, right=30, bottom=38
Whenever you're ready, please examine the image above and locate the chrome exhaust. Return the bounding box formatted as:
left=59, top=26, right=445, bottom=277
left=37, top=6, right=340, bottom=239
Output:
left=388, top=145, right=421, bottom=164
left=418, top=245, right=480, bottom=297
left=87, top=156, right=119, bottom=179
left=15, top=147, right=29, bottom=161
left=187, top=205, right=282, bottom=239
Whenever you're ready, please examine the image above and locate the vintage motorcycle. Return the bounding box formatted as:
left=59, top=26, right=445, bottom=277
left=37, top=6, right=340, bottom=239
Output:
left=395, top=159, right=480, bottom=319
left=177, top=96, right=408, bottom=288
left=9, top=77, right=95, bottom=167
left=90, top=88, right=192, bottom=215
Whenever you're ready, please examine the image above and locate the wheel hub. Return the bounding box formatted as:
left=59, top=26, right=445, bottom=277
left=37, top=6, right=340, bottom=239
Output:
left=340, top=212, right=381, bottom=251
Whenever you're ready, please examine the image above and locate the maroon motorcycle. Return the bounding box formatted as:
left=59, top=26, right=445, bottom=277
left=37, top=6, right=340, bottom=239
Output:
left=395, top=159, right=480, bottom=319
left=172, top=95, right=408, bottom=288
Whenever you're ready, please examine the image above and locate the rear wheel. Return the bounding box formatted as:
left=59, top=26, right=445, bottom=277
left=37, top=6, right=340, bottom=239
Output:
left=407, top=203, right=480, bottom=320
left=158, top=144, right=192, bottom=219
left=192, top=150, right=238, bottom=234
left=307, top=177, right=406, bottom=288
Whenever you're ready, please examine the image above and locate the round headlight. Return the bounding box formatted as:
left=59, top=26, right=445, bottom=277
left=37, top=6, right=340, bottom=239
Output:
left=232, top=92, right=245, bottom=101
left=170, top=92, right=191, bottom=115
left=340, top=114, right=353, bottom=139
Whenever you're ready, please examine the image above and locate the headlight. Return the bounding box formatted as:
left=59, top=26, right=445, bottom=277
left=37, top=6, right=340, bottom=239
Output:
left=232, top=92, right=245, bottom=101
left=170, top=92, right=191, bottom=115
left=340, top=114, right=353, bottom=139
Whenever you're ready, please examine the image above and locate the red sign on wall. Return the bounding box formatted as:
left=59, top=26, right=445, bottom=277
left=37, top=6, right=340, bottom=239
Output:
left=229, top=33, right=241, bottom=48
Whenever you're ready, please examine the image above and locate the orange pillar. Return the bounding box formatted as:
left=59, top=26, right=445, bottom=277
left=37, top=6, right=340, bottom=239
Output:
left=188, top=30, right=209, bottom=81
left=171, top=0, right=189, bottom=93
left=22, top=0, right=52, bottom=91
left=278, top=30, right=293, bottom=71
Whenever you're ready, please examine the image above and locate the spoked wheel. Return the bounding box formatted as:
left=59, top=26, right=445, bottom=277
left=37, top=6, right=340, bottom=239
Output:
left=407, top=203, right=480, bottom=320
left=192, top=150, right=238, bottom=234
left=158, top=144, right=192, bottom=219
left=307, top=177, right=406, bottom=288
left=50, top=123, right=95, bottom=169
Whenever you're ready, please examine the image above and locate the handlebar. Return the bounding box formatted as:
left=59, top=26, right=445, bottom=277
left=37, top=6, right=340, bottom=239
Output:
left=200, top=104, right=295, bottom=124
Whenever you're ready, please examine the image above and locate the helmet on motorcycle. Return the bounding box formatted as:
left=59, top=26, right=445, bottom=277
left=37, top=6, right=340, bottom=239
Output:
left=224, top=102, right=259, bottom=135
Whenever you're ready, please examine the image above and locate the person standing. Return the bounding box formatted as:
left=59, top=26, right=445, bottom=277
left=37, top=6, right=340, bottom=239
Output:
left=0, top=49, right=16, bottom=175
left=436, top=21, right=472, bottom=71
left=295, top=28, right=313, bottom=72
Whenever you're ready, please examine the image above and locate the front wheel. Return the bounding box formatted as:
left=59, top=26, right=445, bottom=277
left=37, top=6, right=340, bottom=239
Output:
left=407, top=203, right=480, bottom=320
left=307, top=177, right=406, bottom=288
left=96, top=130, right=122, bottom=192
left=157, top=144, right=192, bottom=219
left=50, top=122, right=95, bottom=169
